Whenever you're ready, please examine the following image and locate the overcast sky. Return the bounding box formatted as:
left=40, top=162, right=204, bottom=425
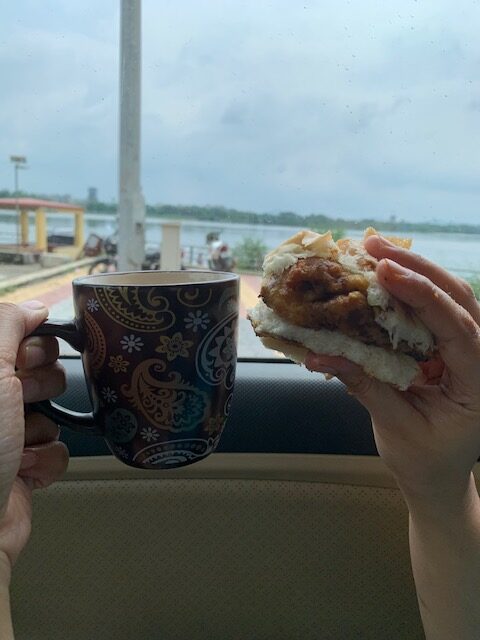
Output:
left=0, top=0, right=479, bottom=223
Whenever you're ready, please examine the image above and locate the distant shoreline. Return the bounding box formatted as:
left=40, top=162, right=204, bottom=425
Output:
left=0, top=190, right=478, bottom=235
left=84, top=208, right=480, bottom=236
left=84, top=205, right=480, bottom=236
left=2, top=207, right=479, bottom=236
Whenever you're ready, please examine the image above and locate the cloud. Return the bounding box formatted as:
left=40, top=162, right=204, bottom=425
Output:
left=1, top=0, right=479, bottom=223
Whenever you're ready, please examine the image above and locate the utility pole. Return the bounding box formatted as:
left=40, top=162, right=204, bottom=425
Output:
left=9, top=155, right=27, bottom=245
left=117, top=0, right=145, bottom=271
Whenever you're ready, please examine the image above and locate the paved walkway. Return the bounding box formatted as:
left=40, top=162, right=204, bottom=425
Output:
left=0, top=269, right=272, bottom=358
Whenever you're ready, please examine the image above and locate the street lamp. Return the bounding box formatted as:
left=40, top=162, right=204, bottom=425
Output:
left=9, top=155, right=28, bottom=245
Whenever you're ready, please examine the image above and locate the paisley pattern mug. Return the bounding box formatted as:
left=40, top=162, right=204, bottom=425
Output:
left=32, top=270, right=239, bottom=469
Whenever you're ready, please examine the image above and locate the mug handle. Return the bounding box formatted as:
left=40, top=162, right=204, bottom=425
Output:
left=29, top=320, right=102, bottom=436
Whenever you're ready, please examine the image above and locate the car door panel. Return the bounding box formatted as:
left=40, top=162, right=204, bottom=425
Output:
left=10, top=357, right=428, bottom=639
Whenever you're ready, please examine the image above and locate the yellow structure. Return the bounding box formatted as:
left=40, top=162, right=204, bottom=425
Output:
left=0, top=198, right=84, bottom=254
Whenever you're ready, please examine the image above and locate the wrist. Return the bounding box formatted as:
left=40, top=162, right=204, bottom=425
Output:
left=404, top=473, right=480, bottom=531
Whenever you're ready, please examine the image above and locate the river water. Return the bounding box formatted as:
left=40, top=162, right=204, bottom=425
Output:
left=1, top=211, right=479, bottom=277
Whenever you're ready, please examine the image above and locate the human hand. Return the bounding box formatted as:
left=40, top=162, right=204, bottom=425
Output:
left=0, top=301, right=69, bottom=585
left=305, top=235, right=480, bottom=514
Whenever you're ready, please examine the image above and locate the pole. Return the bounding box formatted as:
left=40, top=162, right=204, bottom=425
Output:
left=14, top=164, right=19, bottom=245
left=10, top=155, right=27, bottom=246
left=117, top=0, right=145, bottom=271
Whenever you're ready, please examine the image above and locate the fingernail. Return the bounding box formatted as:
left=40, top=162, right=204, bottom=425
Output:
left=376, top=235, right=395, bottom=247
left=382, top=259, right=411, bottom=280
left=20, top=449, right=38, bottom=470
left=20, top=300, right=47, bottom=311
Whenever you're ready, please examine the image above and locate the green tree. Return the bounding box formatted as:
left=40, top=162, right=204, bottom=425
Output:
left=233, top=237, right=268, bottom=271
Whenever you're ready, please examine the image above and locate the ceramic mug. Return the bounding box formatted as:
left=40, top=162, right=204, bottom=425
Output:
left=32, top=270, right=239, bottom=470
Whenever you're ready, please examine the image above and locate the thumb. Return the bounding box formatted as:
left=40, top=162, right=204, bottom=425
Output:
left=0, top=301, right=49, bottom=372
left=304, top=353, right=408, bottom=421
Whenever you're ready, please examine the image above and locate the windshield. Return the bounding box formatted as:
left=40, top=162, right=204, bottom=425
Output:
left=1, top=1, right=479, bottom=357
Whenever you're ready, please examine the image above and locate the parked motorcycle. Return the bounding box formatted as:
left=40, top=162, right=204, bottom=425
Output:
left=206, top=232, right=236, bottom=272
left=88, top=234, right=161, bottom=275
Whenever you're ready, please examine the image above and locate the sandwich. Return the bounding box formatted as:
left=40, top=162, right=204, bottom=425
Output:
left=247, top=228, right=436, bottom=390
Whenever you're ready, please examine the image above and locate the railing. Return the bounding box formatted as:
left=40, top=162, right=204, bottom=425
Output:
left=181, top=245, right=210, bottom=268
left=1, top=231, right=480, bottom=279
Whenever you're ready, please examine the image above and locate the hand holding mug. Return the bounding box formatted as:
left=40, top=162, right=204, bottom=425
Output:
left=0, top=301, right=68, bottom=578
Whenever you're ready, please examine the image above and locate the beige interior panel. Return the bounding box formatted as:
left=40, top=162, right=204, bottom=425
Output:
left=11, top=454, right=428, bottom=640
left=62, top=453, right=402, bottom=486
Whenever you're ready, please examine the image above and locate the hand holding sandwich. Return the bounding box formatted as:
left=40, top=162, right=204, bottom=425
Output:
left=307, top=234, right=480, bottom=509
left=307, top=235, right=480, bottom=640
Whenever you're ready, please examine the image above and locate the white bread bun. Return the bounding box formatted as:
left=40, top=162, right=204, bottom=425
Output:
left=248, top=300, right=424, bottom=390
left=248, top=228, right=433, bottom=390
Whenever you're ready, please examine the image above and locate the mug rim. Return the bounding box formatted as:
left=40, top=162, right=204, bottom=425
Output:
left=73, top=270, right=240, bottom=287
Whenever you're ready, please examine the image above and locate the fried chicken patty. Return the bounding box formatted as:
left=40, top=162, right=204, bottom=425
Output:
left=261, top=257, right=425, bottom=359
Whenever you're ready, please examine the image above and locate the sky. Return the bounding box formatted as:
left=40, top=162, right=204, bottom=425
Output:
left=0, top=0, right=479, bottom=224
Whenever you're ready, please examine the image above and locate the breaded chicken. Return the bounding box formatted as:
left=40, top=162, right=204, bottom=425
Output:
left=261, top=256, right=427, bottom=360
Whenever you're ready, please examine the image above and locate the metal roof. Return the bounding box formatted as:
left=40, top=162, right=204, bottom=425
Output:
left=0, top=198, right=83, bottom=212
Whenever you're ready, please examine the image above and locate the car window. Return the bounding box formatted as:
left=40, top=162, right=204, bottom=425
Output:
left=1, top=1, right=480, bottom=358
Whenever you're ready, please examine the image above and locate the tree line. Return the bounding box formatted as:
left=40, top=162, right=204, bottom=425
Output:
left=1, top=189, right=478, bottom=235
